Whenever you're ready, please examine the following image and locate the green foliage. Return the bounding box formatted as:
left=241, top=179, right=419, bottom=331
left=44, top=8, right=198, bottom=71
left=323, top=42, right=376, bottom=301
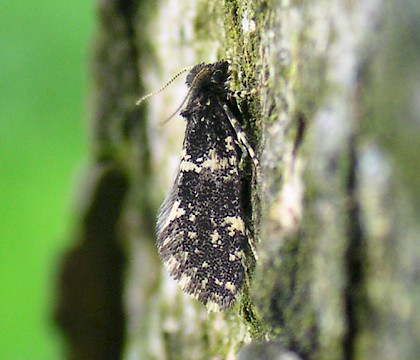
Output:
left=0, top=2, right=92, bottom=359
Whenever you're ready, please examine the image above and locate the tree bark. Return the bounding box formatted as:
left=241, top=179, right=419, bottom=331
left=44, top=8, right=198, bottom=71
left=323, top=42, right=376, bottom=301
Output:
left=56, top=0, right=420, bottom=359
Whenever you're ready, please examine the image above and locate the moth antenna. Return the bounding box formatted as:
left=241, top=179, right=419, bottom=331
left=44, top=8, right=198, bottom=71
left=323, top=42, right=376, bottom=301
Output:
left=159, top=87, right=192, bottom=125
left=136, top=65, right=195, bottom=106
left=159, top=64, right=212, bottom=125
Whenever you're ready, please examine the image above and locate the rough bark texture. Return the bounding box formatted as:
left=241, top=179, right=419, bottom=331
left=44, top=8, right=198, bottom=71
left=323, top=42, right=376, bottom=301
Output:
left=56, top=0, right=420, bottom=359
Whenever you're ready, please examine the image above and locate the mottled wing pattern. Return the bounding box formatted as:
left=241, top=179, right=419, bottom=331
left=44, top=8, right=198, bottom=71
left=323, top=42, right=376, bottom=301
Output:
left=156, top=62, right=252, bottom=311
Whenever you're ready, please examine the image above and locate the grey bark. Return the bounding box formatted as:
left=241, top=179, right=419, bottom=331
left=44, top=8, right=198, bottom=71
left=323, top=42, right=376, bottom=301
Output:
left=56, top=0, right=420, bottom=359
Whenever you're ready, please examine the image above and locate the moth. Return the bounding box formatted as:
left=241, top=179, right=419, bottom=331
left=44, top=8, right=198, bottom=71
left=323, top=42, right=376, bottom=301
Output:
left=156, top=61, right=257, bottom=311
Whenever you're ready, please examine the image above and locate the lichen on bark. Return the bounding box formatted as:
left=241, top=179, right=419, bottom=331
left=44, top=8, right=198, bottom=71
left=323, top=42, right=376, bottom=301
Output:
left=57, top=0, right=420, bottom=359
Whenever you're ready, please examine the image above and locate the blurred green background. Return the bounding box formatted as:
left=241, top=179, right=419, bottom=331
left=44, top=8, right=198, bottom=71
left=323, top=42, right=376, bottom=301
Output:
left=0, top=2, right=93, bottom=359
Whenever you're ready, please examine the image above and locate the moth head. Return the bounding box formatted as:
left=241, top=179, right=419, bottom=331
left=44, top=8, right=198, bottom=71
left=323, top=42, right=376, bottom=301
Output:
left=186, top=61, right=230, bottom=90
left=136, top=61, right=232, bottom=125
left=209, top=61, right=229, bottom=85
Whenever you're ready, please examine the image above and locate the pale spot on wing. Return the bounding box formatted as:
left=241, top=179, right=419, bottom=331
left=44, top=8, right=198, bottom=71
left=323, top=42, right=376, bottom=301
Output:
left=161, top=200, right=186, bottom=230
left=225, top=136, right=235, bottom=151
left=211, top=230, right=221, bottom=244
left=225, top=281, right=236, bottom=293
left=215, top=278, right=223, bottom=286
left=179, top=273, right=193, bottom=289
left=180, top=160, right=202, bottom=173
left=165, top=255, right=181, bottom=273
left=188, top=231, right=197, bottom=239
left=222, top=216, right=246, bottom=236
left=202, top=149, right=230, bottom=171
left=206, top=300, right=221, bottom=313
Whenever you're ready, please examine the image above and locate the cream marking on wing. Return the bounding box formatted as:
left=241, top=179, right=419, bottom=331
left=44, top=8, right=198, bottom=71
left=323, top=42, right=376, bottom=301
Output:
left=225, top=136, right=235, bottom=151
left=211, top=230, right=221, bottom=244
left=161, top=200, right=186, bottom=230
left=188, top=232, right=197, bottom=239
left=222, top=216, right=246, bottom=236
left=225, top=282, right=236, bottom=293
left=180, top=160, right=202, bottom=173
left=201, top=149, right=230, bottom=171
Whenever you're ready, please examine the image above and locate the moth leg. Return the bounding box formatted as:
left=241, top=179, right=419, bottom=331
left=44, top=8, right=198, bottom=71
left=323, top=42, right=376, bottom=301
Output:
left=222, top=103, right=259, bottom=261
left=232, top=78, right=269, bottom=100
left=221, top=103, right=259, bottom=170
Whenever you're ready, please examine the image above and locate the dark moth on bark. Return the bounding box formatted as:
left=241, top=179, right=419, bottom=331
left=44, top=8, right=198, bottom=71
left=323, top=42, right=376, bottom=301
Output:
left=156, top=61, right=257, bottom=311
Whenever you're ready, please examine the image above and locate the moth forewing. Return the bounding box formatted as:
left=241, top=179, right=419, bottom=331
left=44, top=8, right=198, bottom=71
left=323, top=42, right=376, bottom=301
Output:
left=156, top=61, right=256, bottom=311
